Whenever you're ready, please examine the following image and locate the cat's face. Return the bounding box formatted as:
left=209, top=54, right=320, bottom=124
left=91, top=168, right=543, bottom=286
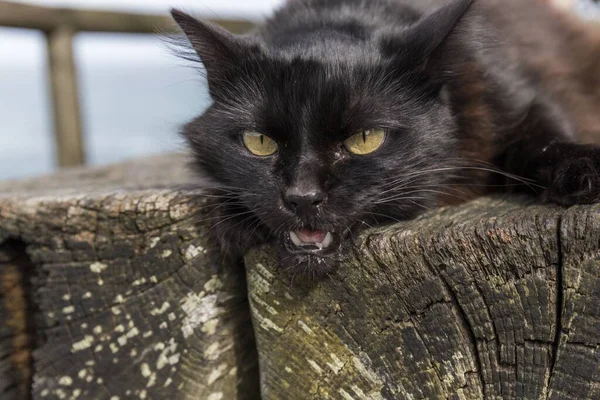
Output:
left=172, top=1, right=471, bottom=274
left=184, top=56, right=457, bottom=273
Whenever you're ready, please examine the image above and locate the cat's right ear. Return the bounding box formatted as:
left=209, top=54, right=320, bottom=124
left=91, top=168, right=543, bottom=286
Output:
left=381, top=0, right=474, bottom=68
left=171, top=9, right=245, bottom=92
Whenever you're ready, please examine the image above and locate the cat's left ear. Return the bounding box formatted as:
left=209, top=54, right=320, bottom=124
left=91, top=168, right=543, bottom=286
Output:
left=171, top=9, right=249, bottom=93
left=382, top=0, right=474, bottom=66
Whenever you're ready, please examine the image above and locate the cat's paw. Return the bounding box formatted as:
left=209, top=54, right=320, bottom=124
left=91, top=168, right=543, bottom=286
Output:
left=543, top=156, right=600, bottom=205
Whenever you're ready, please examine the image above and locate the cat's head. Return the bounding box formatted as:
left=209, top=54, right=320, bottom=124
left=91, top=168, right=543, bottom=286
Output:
left=172, top=0, right=474, bottom=275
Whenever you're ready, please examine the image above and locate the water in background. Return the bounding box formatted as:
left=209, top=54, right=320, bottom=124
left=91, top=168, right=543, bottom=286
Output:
left=0, top=29, right=211, bottom=180
left=1, top=1, right=597, bottom=181
left=1, top=29, right=54, bottom=180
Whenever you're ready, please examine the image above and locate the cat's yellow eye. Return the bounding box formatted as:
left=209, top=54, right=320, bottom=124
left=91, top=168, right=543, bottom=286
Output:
left=243, top=131, right=278, bottom=156
left=344, top=129, right=386, bottom=155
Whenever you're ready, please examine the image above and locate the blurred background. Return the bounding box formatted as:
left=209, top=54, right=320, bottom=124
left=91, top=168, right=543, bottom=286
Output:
left=0, top=0, right=597, bottom=181
left=0, top=0, right=283, bottom=180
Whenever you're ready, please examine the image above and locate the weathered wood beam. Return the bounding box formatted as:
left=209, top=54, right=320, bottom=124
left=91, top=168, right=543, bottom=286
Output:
left=0, top=1, right=254, bottom=34
left=246, top=198, right=600, bottom=399
left=3, top=153, right=600, bottom=399
left=0, top=154, right=259, bottom=399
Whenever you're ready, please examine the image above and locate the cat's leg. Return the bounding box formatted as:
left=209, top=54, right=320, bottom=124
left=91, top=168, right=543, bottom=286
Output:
left=527, top=142, right=600, bottom=205
left=500, top=101, right=600, bottom=205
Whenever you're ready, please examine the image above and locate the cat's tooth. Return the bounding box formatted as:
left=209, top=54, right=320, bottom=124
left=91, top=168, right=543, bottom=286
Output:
left=290, top=231, right=303, bottom=247
left=321, top=232, right=333, bottom=249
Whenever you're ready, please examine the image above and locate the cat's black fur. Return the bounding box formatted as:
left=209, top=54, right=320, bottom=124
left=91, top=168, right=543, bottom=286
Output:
left=171, top=0, right=600, bottom=276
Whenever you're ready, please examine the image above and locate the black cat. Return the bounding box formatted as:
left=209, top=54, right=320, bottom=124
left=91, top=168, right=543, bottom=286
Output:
left=171, top=0, right=600, bottom=276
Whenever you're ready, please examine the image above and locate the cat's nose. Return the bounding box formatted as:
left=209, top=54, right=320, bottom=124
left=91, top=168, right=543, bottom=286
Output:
left=284, top=188, right=326, bottom=216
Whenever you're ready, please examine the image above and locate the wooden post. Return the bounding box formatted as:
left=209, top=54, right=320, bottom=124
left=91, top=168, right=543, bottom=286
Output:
left=0, top=154, right=260, bottom=399
left=246, top=198, right=600, bottom=399
left=46, top=26, right=85, bottom=168
left=3, top=153, right=600, bottom=398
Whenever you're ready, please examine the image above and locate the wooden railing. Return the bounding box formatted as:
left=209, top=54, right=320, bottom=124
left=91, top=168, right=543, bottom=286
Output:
left=0, top=1, right=253, bottom=167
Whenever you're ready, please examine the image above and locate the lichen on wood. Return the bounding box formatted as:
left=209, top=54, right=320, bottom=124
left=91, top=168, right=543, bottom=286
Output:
left=0, top=154, right=259, bottom=400
left=3, top=154, right=600, bottom=399
left=246, top=196, right=600, bottom=400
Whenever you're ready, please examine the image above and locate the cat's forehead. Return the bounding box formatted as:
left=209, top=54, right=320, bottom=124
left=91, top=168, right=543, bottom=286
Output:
left=250, top=70, right=397, bottom=144
left=266, top=36, right=384, bottom=67
left=255, top=65, right=356, bottom=127
left=224, top=50, right=420, bottom=142
left=258, top=57, right=413, bottom=122
left=255, top=54, right=391, bottom=106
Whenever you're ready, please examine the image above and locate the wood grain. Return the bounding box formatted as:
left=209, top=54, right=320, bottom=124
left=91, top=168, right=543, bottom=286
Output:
left=3, top=154, right=600, bottom=399
left=0, top=154, right=259, bottom=399
left=246, top=197, right=600, bottom=400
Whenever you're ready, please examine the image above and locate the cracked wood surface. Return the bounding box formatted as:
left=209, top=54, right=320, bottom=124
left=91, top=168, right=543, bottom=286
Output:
left=246, top=196, right=600, bottom=400
left=0, top=153, right=259, bottom=399
left=3, top=153, right=600, bottom=399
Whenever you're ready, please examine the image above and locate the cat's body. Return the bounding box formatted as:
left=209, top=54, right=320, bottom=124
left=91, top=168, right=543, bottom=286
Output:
left=172, top=0, right=600, bottom=275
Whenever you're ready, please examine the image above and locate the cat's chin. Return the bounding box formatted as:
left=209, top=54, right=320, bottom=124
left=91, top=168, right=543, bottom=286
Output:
left=276, top=230, right=346, bottom=278
left=276, top=250, right=341, bottom=278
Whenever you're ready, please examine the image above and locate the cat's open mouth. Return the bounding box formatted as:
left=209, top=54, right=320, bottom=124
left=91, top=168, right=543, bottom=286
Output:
left=279, top=227, right=350, bottom=275
left=285, top=229, right=338, bottom=254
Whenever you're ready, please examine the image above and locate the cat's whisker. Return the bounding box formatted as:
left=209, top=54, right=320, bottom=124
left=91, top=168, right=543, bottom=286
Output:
left=192, top=212, right=252, bottom=227
left=408, top=200, right=436, bottom=212
left=226, top=210, right=268, bottom=233
left=375, top=188, right=471, bottom=205
left=373, top=193, right=435, bottom=204
left=206, top=210, right=261, bottom=232
left=192, top=202, right=251, bottom=219
left=361, top=211, right=408, bottom=223
left=379, top=159, right=540, bottom=185
left=377, top=177, right=536, bottom=202
left=198, top=201, right=249, bottom=215
left=377, top=165, right=544, bottom=194
left=194, top=184, right=254, bottom=192
left=196, top=193, right=253, bottom=199
left=245, top=217, right=267, bottom=241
